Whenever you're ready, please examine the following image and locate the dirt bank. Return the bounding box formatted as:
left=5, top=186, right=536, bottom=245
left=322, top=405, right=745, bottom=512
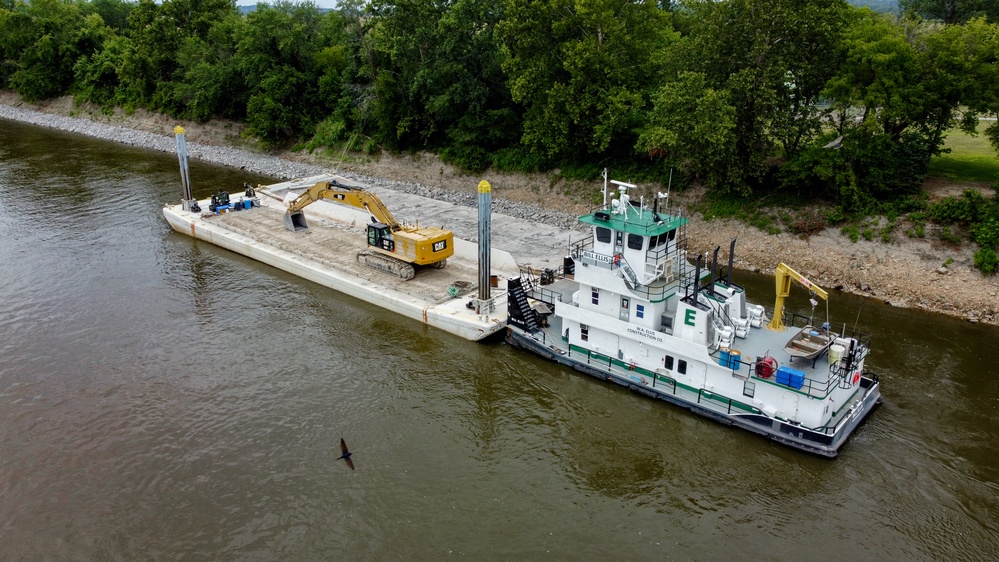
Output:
left=2, top=91, right=996, bottom=325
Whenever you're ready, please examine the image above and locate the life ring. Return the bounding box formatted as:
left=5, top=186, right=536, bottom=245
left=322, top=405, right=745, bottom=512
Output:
left=613, top=254, right=621, bottom=266
left=852, top=372, right=861, bottom=385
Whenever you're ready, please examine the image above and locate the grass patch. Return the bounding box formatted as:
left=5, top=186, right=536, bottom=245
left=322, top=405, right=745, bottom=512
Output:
left=928, top=125, right=999, bottom=183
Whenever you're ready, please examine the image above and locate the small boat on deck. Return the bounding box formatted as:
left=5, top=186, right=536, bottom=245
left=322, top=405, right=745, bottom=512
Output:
left=784, top=325, right=834, bottom=361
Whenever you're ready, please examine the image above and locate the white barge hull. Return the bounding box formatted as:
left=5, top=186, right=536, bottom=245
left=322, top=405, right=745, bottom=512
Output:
left=163, top=182, right=510, bottom=341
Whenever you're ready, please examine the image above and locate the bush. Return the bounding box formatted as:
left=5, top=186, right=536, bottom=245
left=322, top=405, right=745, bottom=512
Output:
left=841, top=224, right=859, bottom=242
left=973, top=247, right=998, bottom=275
left=928, top=189, right=989, bottom=225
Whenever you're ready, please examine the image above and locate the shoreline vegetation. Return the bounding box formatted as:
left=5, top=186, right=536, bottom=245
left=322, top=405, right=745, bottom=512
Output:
left=1, top=92, right=997, bottom=326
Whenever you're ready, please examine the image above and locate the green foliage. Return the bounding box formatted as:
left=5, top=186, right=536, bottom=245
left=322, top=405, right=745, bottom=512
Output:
left=0, top=0, right=996, bottom=212
left=640, top=71, right=740, bottom=192
left=900, top=0, right=999, bottom=24
left=906, top=211, right=927, bottom=237
left=974, top=246, right=998, bottom=275
left=668, top=0, right=849, bottom=194
left=498, top=0, right=672, bottom=161
left=1, top=0, right=109, bottom=100
left=85, top=0, right=134, bottom=32
left=366, top=0, right=518, bottom=164
left=841, top=224, right=860, bottom=242
left=936, top=224, right=964, bottom=244
left=928, top=189, right=990, bottom=224
left=73, top=34, right=131, bottom=109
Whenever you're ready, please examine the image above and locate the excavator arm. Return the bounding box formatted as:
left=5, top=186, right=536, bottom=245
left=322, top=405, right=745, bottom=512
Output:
left=285, top=180, right=400, bottom=230
left=766, top=262, right=828, bottom=331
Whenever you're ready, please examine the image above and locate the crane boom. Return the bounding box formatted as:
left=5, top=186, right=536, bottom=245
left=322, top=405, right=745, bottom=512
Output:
left=766, top=262, right=828, bottom=331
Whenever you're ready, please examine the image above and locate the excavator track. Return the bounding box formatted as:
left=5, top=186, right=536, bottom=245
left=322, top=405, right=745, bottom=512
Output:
left=357, top=251, right=416, bottom=280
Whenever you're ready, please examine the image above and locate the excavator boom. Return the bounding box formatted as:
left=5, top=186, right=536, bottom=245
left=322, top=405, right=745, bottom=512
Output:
left=285, top=179, right=400, bottom=230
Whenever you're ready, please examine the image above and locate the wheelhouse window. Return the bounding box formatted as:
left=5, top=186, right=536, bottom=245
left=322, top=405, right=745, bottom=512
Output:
left=628, top=233, right=645, bottom=250
left=580, top=324, right=589, bottom=341
left=596, top=227, right=612, bottom=244
left=591, top=289, right=599, bottom=305
left=636, top=304, right=645, bottom=319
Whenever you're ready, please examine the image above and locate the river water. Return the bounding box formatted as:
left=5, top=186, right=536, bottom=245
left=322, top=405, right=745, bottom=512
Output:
left=1, top=119, right=997, bottom=560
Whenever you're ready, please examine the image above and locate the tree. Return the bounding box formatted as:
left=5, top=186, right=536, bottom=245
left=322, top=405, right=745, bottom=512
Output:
left=899, top=0, right=999, bottom=24
left=232, top=1, right=327, bottom=143
left=657, top=0, right=849, bottom=193
left=950, top=17, right=999, bottom=154
left=497, top=0, right=673, bottom=162
left=361, top=0, right=518, bottom=169
left=818, top=12, right=996, bottom=200
left=0, top=0, right=109, bottom=100
left=120, top=0, right=236, bottom=112
left=174, top=12, right=247, bottom=121
left=638, top=71, right=739, bottom=189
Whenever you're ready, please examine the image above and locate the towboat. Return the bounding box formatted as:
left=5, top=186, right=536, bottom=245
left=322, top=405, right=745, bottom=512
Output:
left=505, top=173, right=883, bottom=457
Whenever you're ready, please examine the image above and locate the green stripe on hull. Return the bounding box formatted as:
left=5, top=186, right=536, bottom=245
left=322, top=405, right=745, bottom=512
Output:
left=566, top=343, right=761, bottom=415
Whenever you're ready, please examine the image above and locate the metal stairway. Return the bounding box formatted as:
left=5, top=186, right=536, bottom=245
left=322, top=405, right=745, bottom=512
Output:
left=507, top=277, right=541, bottom=333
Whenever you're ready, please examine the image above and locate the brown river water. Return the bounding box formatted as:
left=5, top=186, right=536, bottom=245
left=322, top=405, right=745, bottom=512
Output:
left=1, top=119, right=998, bottom=560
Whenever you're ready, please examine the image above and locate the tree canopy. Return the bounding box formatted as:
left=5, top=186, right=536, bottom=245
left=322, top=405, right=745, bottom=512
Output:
left=1, top=0, right=997, bottom=208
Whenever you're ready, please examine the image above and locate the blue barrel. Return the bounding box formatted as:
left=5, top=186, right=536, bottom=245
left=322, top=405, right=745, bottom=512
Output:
left=729, top=349, right=742, bottom=370
left=719, top=348, right=731, bottom=366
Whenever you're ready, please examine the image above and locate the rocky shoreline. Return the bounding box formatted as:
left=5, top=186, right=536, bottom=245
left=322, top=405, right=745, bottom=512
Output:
left=2, top=93, right=996, bottom=326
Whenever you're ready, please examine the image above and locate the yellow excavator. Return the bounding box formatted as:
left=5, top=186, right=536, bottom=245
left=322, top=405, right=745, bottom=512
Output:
left=283, top=179, right=454, bottom=280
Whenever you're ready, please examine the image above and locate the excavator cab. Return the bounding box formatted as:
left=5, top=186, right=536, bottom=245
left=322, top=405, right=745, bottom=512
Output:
left=367, top=222, right=395, bottom=252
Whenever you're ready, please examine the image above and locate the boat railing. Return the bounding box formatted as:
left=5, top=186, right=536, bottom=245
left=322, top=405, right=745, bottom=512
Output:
left=569, top=235, right=594, bottom=259
left=518, top=265, right=564, bottom=310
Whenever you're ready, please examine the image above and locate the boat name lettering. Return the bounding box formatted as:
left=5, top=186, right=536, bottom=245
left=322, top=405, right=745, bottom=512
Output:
left=627, top=326, right=662, bottom=342
left=581, top=250, right=612, bottom=264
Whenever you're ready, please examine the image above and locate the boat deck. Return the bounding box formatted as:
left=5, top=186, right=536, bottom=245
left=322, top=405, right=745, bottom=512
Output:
left=529, top=277, right=851, bottom=385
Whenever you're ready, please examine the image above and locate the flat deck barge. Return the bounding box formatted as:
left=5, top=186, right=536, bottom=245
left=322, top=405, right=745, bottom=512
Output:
left=163, top=176, right=513, bottom=341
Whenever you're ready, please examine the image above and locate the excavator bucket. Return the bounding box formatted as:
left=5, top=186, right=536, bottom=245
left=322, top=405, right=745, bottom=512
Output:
left=284, top=211, right=309, bottom=232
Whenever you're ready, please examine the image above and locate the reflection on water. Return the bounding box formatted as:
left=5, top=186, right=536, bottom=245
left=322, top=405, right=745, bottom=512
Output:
left=2, top=118, right=998, bottom=560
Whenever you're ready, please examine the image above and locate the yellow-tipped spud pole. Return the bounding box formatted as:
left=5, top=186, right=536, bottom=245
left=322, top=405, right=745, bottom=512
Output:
left=174, top=126, right=196, bottom=211
left=477, top=180, right=492, bottom=301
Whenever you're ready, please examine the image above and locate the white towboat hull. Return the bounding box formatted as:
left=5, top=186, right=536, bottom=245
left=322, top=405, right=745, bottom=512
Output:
left=506, top=324, right=882, bottom=457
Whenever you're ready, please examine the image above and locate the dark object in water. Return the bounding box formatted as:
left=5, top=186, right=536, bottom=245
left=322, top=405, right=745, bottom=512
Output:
left=337, top=437, right=354, bottom=470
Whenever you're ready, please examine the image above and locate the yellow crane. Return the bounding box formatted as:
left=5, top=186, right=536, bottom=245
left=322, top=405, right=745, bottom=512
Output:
left=766, top=262, right=829, bottom=331
left=284, top=179, right=454, bottom=280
